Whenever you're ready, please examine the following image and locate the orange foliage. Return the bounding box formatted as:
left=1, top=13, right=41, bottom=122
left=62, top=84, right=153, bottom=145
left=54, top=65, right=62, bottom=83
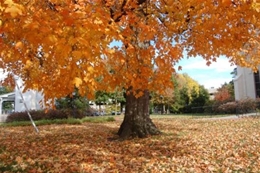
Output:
left=0, top=0, right=260, bottom=104
left=215, top=87, right=232, bottom=102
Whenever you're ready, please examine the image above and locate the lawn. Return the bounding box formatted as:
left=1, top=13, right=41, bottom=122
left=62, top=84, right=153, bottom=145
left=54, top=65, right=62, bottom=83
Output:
left=0, top=116, right=259, bottom=172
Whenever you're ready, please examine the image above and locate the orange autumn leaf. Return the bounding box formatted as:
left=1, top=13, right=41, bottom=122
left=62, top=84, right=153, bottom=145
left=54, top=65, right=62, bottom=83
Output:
left=2, top=0, right=24, bottom=17
left=73, top=77, right=82, bottom=88
left=0, top=117, right=259, bottom=172
left=0, top=0, right=259, bottom=103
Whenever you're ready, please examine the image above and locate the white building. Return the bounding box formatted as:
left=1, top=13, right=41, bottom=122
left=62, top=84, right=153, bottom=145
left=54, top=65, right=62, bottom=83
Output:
left=0, top=76, right=44, bottom=122
left=207, top=87, right=217, bottom=100
left=233, top=66, right=260, bottom=100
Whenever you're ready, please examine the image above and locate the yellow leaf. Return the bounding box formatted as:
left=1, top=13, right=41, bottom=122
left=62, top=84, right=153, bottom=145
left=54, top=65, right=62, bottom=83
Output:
left=107, top=48, right=115, bottom=54
left=25, top=60, right=33, bottom=69
left=4, top=0, right=13, bottom=6
left=72, top=51, right=82, bottom=58
left=87, top=66, right=94, bottom=73
left=83, top=76, right=89, bottom=83
left=4, top=0, right=24, bottom=17
left=252, top=2, right=260, bottom=12
left=73, top=77, right=82, bottom=88
left=94, top=17, right=103, bottom=24
left=48, top=35, right=58, bottom=43
left=15, top=41, right=23, bottom=49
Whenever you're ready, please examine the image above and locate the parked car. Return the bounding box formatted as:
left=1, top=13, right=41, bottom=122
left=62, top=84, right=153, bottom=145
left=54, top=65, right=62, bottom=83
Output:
left=111, top=111, right=121, bottom=115
left=86, top=108, right=106, bottom=116
left=93, top=110, right=106, bottom=116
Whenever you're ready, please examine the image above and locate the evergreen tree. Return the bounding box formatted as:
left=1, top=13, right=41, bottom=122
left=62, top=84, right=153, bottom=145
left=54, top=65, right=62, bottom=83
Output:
left=190, top=86, right=210, bottom=113
left=56, top=88, right=89, bottom=111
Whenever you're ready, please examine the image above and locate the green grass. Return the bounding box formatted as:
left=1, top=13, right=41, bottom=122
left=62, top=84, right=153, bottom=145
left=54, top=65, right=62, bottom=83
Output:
left=0, top=116, right=116, bottom=127
left=0, top=113, right=238, bottom=127
left=150, top=114, right=193, bottom=119
left=82, top=116, right=115, bottom=123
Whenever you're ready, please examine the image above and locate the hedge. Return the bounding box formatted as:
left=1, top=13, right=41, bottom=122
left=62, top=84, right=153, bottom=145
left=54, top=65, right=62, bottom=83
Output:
left=6, top=109, right=86, bottom=123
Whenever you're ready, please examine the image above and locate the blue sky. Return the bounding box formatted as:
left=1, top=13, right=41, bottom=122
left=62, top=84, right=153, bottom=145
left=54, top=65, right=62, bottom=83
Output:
left=176, top=56, right=236, bottom=89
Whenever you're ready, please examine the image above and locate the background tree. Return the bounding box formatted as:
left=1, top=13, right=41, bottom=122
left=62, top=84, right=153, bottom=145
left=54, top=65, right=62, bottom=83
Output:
left=151, top=73, right=208, bottom=114
left=169, top=75, right=183, bottom=113
left=226, top=81, right=235, bottom=100
left=176, top=73, right=201, bottom=113
left=151, top=87, right=175, bottom=114
left=94, top=90, right=110, bottom=114
left=179, top=87, right=190, bottom=113
left=202, top=81, right=235, bottom=114
left=0, top=86, right=13, bottom=95
left=189, top=85, right=210, bottom=113
left=214, top=82, right=235, bottom=103
left=1, top=0, right=260, bottom=139
left=55, top=88, right=89, bottom=112
left=0, top=85, right=14, bottom=111
left=178, top=74, right=200, bottom=101
left=110, top=90, right=126, bottom=113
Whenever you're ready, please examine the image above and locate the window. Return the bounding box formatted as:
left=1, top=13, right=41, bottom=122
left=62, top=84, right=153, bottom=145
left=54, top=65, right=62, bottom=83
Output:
left=254, top=70, right=260, bottom=97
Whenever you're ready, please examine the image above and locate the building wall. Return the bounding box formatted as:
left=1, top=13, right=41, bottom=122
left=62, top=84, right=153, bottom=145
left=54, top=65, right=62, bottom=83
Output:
left=14, top=76, right=44, bottom=112
left=14, top=90, right=44, bottom=112
left=233, top=66, right=258, bottom=100
left=0, top=72, right=44, bottom=122
left=207, top=87, right=217, bottom=100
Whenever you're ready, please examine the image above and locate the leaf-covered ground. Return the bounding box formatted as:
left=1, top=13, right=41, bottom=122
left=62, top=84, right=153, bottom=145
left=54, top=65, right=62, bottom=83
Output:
left=0, top=116, right=259, bottom=172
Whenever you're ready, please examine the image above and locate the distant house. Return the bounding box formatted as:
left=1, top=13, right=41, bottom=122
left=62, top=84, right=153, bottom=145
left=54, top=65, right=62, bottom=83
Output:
left=0, top=76, right=44, bottom=122
left=207, top=87, right=217, bottom=100
left=233, top=66, right=260, bottom=100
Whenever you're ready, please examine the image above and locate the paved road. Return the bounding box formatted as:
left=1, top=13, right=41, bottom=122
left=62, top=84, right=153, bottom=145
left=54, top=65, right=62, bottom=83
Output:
left=201, top=113, right=259, bottom=120
left=0, top=114, right=8, bottom=123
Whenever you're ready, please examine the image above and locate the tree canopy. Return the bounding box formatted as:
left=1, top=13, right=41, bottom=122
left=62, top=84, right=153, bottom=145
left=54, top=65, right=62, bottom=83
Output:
left=0, top=0, right=260, bottom=105
left=214, top=81, right=235, bottom=103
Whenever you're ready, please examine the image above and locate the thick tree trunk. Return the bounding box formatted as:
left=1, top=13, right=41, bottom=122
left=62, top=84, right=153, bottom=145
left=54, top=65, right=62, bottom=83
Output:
left=118, top=90, right=161, bottom=139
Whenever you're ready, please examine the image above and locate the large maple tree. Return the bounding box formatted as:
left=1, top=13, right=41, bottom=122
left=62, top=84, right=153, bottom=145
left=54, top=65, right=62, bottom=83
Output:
left=0, top=0, right=260, bottom=139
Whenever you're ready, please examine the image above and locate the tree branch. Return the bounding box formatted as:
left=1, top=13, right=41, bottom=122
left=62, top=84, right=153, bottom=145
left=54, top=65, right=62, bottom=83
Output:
left=45, top=0, right=58, bottom=11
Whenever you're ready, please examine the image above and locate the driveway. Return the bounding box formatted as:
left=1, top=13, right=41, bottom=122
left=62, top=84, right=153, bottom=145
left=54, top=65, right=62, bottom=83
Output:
left=201, top=112, right=259, bottom=120
left=0, top=114, right=8, bottom=123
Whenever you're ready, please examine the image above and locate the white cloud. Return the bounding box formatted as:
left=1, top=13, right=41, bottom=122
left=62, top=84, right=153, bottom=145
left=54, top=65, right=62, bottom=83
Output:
left=176, top=56, right=234, bottom=89
left=178, top=57, right=235, bottom=73
left=198, top=76, right=232, bottom=89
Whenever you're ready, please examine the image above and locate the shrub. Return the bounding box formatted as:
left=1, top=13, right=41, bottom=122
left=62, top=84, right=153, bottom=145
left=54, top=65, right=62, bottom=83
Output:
left=255, top=98, right=260, bottom=109
left=6, top=109, right=86, bottom=123
left=45, top=109, right=67, bottom=120
left=215, top=98, right=257, bottom=115
left=85, top=107, right=97, bottom=116
left=237, top=98, right=256, bottom=114
left=6, top=110, right=45, bottom=123
left=63, top=109, right=86, bottom=119
left=217, top=101, right=237, bottom=114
